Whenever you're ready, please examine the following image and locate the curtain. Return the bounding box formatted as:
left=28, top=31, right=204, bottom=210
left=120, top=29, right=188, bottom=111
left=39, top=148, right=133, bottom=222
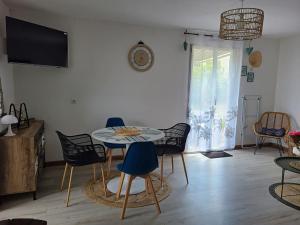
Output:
left=187, top=37, right=243, bottom=152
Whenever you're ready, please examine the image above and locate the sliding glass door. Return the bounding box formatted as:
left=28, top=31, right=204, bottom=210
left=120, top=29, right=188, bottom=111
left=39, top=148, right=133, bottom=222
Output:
left=187, top=44, right=242, bottom=152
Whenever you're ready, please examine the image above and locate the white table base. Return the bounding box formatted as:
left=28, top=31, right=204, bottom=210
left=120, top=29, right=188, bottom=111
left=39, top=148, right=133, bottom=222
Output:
left=107, top=175, right=145, bottom=195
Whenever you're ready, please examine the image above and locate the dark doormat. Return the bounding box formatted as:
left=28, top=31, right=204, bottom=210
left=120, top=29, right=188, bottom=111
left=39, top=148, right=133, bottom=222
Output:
left=201, top=151, right=232, bottom=159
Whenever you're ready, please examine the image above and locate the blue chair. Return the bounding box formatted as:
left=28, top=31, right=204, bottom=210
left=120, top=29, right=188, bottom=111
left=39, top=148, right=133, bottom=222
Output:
left=104, top=117, right=126, bottom=176
left=115, top=142, right=161, bottom=219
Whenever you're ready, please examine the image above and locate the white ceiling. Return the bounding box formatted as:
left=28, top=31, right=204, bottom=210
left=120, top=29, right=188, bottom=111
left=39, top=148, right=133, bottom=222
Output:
left=4, top=0, right=300, bottom=38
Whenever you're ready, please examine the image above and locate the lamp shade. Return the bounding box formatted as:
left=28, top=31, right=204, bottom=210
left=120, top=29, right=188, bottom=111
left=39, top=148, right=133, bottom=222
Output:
left=1, top=115, right=18, bottom=125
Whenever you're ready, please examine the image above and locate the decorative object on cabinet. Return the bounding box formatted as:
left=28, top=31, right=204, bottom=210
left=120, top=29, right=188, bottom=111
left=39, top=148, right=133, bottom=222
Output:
left=128, top=41, right=154, bottom=72
left=8, top=102, right=30, bottom=129
left=9, top=103, right=17, bottom=117
left=247, top=72, right=254, bottom=82
left=249, top=51, right=262, bottom=68
left=241, top=65, right=247, bottom=76
left=0, top=120, right=45, bottom=200
left=0, top=115, right=18, bottom=136
left=18, top=102, right=30, bottom=128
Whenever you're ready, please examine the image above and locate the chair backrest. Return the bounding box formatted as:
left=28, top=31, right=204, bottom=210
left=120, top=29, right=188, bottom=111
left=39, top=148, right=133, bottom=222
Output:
left=120, top=142, right=158, bottom=176
left=258, top=112, right=291, bottom=133
left=104, top=117, right=126, bottom=148
left=56, top=131, right=94, bottom=163
left=106, top=117, right=125, bottom=127
left=165, top=123, right=191, bottom=150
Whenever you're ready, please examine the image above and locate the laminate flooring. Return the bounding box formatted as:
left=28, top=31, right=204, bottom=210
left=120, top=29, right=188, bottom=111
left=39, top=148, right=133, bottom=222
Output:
left=1, top=148, right=299, bottom=225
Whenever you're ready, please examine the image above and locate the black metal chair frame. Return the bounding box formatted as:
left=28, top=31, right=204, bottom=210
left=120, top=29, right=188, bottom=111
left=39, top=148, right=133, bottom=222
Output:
left=56, top=131, right=107, bottom=207
left=154, top=123, right=191, bottom=187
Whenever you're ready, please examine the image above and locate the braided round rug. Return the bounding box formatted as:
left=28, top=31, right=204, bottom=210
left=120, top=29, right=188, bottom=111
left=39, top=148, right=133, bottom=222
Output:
left=85, top=171, right=171, bottom=208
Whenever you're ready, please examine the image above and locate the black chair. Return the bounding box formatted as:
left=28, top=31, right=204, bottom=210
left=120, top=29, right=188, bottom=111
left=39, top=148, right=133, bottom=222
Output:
left=154, top=123, right=191, bottom=187
left=56, top=131, right=107, bottom=207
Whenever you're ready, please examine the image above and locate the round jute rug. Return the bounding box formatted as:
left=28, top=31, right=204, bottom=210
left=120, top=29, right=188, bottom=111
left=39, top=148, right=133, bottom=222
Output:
left=85, top=171, right=171, bottom=208
left=269, top=183, right=300, bottom=210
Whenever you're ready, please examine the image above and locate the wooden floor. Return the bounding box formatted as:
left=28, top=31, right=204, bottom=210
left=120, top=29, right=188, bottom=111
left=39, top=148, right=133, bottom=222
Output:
left=1, top=148, right=300, bottom=225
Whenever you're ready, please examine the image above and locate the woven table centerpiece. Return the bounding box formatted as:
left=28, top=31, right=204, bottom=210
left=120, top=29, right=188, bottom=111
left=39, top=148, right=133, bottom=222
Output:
left=115, top=127, right=141, bottom=136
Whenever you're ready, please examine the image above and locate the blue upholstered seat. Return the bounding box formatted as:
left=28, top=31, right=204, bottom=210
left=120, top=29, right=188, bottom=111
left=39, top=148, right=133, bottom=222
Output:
left=117, top=142, right=158, bottom=176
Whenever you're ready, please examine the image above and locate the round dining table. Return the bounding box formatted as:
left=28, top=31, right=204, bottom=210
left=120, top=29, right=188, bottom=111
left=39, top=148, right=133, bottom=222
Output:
left=91, top=126, right=164, bottom=194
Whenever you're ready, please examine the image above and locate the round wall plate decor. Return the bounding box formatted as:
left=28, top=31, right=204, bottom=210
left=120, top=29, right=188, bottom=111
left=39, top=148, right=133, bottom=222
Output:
left=128, top=41, right=154, bottom=72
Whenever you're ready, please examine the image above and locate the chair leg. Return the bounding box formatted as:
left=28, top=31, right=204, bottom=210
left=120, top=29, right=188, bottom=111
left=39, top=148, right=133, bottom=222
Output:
left=121, top=148, right=125, bottom=159
left=254, top=137, right=264, bottom=155
left=93, top=164, right=96, bottom=182
left=116, top=172, right=125, bottom=200
left=171, top=156, right=174, bottom=173
left=100, top=164, right=107, bottom=197
left=160, top=155, right=164, bottom=188
left=145, top=178, right=150, bottom=195
left=180, top=153, right=189, bottom=184
left=66, top=166, right=74, bottom=207
left=278, top=139, right=283, bottom=156
left=60, top=163, right=68, bottom=191
left=107, top=149, right=112, bottom=177
left=147, top=175, right=161, bottom=214
left=121, top=175, right=134, bottom=220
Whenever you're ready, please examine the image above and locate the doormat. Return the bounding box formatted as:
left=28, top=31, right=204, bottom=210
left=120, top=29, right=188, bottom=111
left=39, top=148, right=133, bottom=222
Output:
left=201, top=151, right=232, bottom=159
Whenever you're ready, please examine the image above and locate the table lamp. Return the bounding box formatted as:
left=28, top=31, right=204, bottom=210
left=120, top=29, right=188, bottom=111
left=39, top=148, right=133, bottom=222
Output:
left=1, top=115, right=18, bottom=136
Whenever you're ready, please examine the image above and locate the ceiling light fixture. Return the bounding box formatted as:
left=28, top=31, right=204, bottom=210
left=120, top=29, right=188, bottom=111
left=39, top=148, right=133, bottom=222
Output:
left=219, top=0, right=264, bottom=40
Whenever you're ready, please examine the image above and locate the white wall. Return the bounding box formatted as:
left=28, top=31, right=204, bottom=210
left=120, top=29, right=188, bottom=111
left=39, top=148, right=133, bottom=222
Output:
left=11, top=9, right=189, bottom=161
left=236, top=38, right=280, bottom=145
left=275, top=35, right=300, bottom=130
left=10, top=7, right=281, bottom=160
left=0, top=0, right=15, bottom=113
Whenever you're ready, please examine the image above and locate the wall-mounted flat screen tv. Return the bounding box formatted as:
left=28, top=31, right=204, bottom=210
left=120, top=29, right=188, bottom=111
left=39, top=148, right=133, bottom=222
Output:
left=6, top=16, right=68, bottom=67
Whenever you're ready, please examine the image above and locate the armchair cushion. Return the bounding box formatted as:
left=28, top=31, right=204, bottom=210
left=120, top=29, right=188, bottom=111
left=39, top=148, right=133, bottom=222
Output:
left=261, top=127, right=286, bottom=137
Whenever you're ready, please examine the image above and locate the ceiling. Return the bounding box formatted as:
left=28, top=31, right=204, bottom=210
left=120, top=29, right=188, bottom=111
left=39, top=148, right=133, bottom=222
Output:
left=4, top=0, right=300, bottom=38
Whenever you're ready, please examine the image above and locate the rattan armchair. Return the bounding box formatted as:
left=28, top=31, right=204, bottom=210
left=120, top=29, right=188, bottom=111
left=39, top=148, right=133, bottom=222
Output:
left=253, top=112, right=291, bottom=156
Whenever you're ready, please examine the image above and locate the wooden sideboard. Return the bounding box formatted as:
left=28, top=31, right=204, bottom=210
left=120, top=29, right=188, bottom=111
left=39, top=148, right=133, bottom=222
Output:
left=0, top=120, right=45, bottom=200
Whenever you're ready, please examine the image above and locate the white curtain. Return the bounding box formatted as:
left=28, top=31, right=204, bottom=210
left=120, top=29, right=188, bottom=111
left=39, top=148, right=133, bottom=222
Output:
left=187, top=36, right=243, bottom=152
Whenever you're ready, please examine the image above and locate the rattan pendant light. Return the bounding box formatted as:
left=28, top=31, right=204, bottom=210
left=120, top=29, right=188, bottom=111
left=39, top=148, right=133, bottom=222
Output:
left=219, top=0, right=264, bottom=40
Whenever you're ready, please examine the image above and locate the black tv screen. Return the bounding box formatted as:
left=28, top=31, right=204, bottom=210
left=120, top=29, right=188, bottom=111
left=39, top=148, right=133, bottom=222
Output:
left=6, top=16, right=68, bottom=67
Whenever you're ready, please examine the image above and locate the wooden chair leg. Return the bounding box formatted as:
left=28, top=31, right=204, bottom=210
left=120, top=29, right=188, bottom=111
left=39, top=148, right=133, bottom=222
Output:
left=121, top=148, right=125, bottom=159
left=121, top=175, right=134, bottom=220
left=180, top=153, right=189, bottom=184
left=171, top=156, right=174, bottom=173
left=147, top=175, right=161, bottom=214
left=160, top=155, right=164, bottom=188
left=66, top=166, right=74, bottom=207
left=107, top=149, right=112, bottom=177
left=116, top=172, right=125, bottom=200
left=100, top=164, right=107, bottom=197
left=145, top=178, right=150, bottom=195
left=60, top=163, right=68, bottom=191
left=93, top=164, right=96, bottom=182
